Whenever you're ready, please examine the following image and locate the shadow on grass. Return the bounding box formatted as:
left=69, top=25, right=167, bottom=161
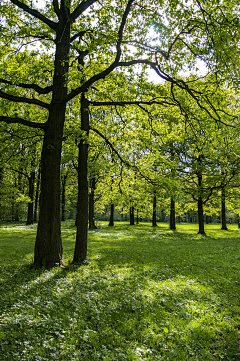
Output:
left=0, top=222, right=239, bottom=360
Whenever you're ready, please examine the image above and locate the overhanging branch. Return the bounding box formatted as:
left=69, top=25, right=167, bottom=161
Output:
left=89, top=99, right=175, bottom=107
left=0, top=78, right=53, bottom=95
left=0, top=116, right=47, bottom=130
left=10, top=0, right=58, bottom=31
left=70, top=0, right=97, bottom=23
left=66, top=0, right=135, bottom=102
left=90, top=126, right=156, bottom=185
left=0, top=89, right=50, bottom=109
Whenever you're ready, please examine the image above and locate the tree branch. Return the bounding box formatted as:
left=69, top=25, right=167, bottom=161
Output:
left=70, top=30, right=90, bottom=43
left=0, top=116, right=47, bottom=130
left=52, top=0, right=60, bottom=17
left=7, top=167, right=30, bottom=180
left=90, top=126, right=156, bottom=185
left=0, top=89, right=50, bottom=109
left=10, top=0, right=58, bottom=31
left=70, top=0, right=97, bottom=23
left=0, top=78, right=53, bottom=95
left=89, top=99, right=175, bottom=107
left=66, top=0, right=135, bottom=101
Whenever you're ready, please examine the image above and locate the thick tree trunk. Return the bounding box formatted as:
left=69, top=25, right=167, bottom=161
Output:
left=152, top=192, right=157, bottom=227
left=34, top=116, right=65, bottom=267
left=198, top=197, right=205, bottom=234
left=221, top=187, right=228, bottom=230
left=34, top=14, right=70, bottom=268
left=170, top=197, right=176, bottom=230
left=34, top=167, right=40, bottom=223
left=73, top=94, right=89, bottom=263
left=109, top=204, right=114, bottom=226
left=26, top=171, right=35, bottom=225
left=130, top=206, right=135, bottom=225
left=89, top=176, right=97, bottom=229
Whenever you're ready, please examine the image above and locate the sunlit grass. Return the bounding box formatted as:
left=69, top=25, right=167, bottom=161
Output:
left=0, top=221, right=239, bottom=360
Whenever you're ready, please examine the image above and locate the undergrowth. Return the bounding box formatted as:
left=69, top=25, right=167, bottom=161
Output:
left=0, top=221, right=239, bottom=360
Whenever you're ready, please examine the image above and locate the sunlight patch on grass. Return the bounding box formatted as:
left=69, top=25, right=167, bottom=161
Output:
left=0, top=222, right=239, bottom=360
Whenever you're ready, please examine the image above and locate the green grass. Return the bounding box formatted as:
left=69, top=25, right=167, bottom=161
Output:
left=0, top=221, right=240, bottom=360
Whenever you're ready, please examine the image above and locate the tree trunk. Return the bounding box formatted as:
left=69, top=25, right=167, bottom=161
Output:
left=34, top=14, right=70, bottom=268
left=130, top=206, right=135, bottom=225
left=109, top=204, right=114, bottom=226
left=34, top=167, right=40, bottom=223
left=198, top=197, right=205, bottom=234
left=26, top=171, right=35, bottom=225
left=61, top=173, right=67, bottom=222
left=0, top=167, right=3, bottom=220
left=221, top=187, right=228, bottom=230
left=34, top=115, right=65, bottom=267
left=14, top=178, right=20, bottom=222
left=197, top=159, right=205, bottom=235
left=136, top=209, right=139, bottom=224
left=152, top=192, right=157, bottom=227
left=73, top=94, right=89, bottom=263
left=89, top=176, right=97, bottom=229
left=170, top=197, right=176, bottom=230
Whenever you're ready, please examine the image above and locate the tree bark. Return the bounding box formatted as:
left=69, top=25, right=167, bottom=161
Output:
left=198, top=196, right=205, bottom=234
left=34, top=13, right=70, bottom=268
left=152, top=192, right=157, bottom=227
left=34, top=167, right=40, bottom=222
left=73, top=94, right=89, bottom=263
left=197, top=158, right=205, bottom=235
left=26, top=171, right=35, bottom=225
left=14, top=177, right=20, bottom=222
left=89, top=176, right=97, bottom=229
left=221, top=187, right=228, bottom=230
left=170, top=197, right=176, bottom=230
left=0, top=167, right=3, bottom=220
left=109, top=204, right=114, bottom=226
left=130, top=206, right=135, bottom=225
left=34, top=116, right=65, bottom=267
left=61, top=173, right=67, bottom=222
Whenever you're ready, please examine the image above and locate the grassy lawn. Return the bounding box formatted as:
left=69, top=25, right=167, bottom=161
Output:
left=0, top=221, right=239, bottom=360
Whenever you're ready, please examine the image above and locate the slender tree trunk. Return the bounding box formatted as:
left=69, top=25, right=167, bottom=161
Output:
left=34, top=14, right=70, bottom=268
left=170, top=145, right=176, bottom=230
left=61, top=173, right=67, bottom=222
left=136, top=209, right=139, bottom=224
left=109, top=204, right=114, bottom=226
left=130, top=206, right=135, bottom=225
left=198, top=197, right=205, bottom=234
left=89, top=176, right=97, bottom=229
left=12, top=202, right=14, bottom=221
left=170, top=197, right=176, bottom=230
left=0, top=167, right=3, bottom=220
left=34, top=167, right=40, bottom=223
left=73, top=94, right=89, bottom=263
left=152, top=192, right=157, bottom=227
left=14, top=178, right=20, bottom=222
left=26, top=171, right=35, bottom=225
left=197, top=158, right=205, bottom=235
left=221, top=187, right=228, bottom=230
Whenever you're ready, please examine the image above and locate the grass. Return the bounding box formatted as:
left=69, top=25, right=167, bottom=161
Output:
left=0, top=221, right=239, bottom=360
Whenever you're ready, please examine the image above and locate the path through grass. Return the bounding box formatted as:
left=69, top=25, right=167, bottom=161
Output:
left=0, top=222, right=239, bottom=360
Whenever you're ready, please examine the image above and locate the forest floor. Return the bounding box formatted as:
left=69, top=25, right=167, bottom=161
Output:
left=0, top=221, right=239, bottom=360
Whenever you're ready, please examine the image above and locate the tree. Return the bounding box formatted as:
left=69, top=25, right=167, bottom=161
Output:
left=0, top=0, right=144, bottom=267
left=1, top=0, right=239, bottom=267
